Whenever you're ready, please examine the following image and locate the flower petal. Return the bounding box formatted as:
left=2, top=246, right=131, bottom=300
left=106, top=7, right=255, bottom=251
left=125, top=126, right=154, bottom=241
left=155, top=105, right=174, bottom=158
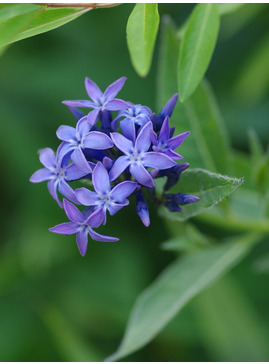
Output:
left=110, top=181, right=138, bottom=202
left=165, top=149, right=183, bottom=160
left=58, top=180, right=79, bottom=204
left=103, top=77, right=126, bottom=100
left=65, top=163, right=90, bottom=181
left=76, top=116, right=92, bottom=137
left=108, top=200, right=129, bottom=216
left=76, top=187, right=99, bottom=206
left=49, top=222, right=79, bottom=235
left=150, top=130, right=158, bottom=146
left=110, top=132, right=133, bottom=154
left=129, top=164, right=155, bottom=187
left=109, top=156, right=131, bottom=181
left=71, top=148, right=92, bottom=174
left=87, top=109, right=100, bottom=125
left=88, top=228, right=119, bottom=242
left=92, top=161, right=110, bottom=194
left=143, top=152, right=176, bottom=169
left=83, top=131, right=114, bottom=150
left=56, top=125, right=76, bottom=142
left=56, top=142, right=74, bottom=162
left=85, top=77, right=103, bottom=103
left=167, top=131, right=190, bottom=149
left=39, top=148, right=56, bottom=169
left=62, top=100, right=95, bottom=108
left=159, top=116, right=170, bottom=143
left=47, top=180, right=62, bottom=207
left=63, top=199, right=84, bottom=223
left=120, top=119, right=136, bottom=143
left=135, top=121, right=153, bottom=153
left=76, top=229, right=88, bottom=256
left=86, top=207, right=105, bottom=228
left=106, top=99, right=131, bottom=111
left=30, top=168, right=53, bottom=183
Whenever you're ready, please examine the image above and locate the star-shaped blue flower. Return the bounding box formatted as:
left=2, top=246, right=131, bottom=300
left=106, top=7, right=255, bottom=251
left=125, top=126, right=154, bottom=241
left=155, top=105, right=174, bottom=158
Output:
left=57, top=116, right=114, bottom=173
left=49, top=199, right=119, bottom=256
left=30, top=147, right=92, bottom=207
left=151, top=116, right=190, bottom=160
left=76, top=161, right=138, bottom=224
left=109, top=121, right=176, bottom=187
left=62, top=77, right=131, bottom=124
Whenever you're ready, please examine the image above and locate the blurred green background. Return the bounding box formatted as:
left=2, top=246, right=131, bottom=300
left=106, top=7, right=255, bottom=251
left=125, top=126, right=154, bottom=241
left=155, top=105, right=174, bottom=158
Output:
left=0, top=3, right=269, bottom=361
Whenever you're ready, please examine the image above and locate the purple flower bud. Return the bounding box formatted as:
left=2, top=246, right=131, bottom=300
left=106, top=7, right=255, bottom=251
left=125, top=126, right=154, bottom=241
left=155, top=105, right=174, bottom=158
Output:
left=136, top=191, right=150, bottom=227
left=164, top=163, right=189, bottom=191
left=164, top=192, right=199, bottom=213
left=154, top=93, right=178, bottom=131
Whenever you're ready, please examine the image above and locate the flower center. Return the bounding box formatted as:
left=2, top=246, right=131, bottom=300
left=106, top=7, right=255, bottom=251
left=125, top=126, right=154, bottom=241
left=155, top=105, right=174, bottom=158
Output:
left=55, top=168, right=66, bottom=181
left=156, top=141, right=168, bottom=152
left=128, top=149, right=143, bottom=164
left=98, top=193, right=112, bottom=209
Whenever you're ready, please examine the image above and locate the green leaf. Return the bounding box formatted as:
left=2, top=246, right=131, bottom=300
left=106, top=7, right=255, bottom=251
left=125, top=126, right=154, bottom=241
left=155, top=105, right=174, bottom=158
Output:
left=0, top=3, right=40, bottom=21
left=178, top=4, right=220, bottom=102
left=217, top=3, right=244, bottom=16
left=0, top=4, right=91, bottom=55
left=156, top=17, right=204, bottom=168
left=157, top=17, right=229, bottom=173
left=183, top=80, right=230, bottom=173
left=160, top=168, right=243, bottom=222
left=126, top=3, right=159, bottom=77
left=0, top=5, right=45, bottom=54
left=106, top=233, right=260, bottom=361
left=156, top=16, right=179, bottom=107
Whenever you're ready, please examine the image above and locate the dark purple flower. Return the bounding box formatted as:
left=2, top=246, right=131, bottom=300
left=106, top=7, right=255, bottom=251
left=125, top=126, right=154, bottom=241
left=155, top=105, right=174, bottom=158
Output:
left=111, top=104, right=152, bottom=141
left=49, top=199, right=119, bottom=256
left=76, top=162, right=138, bottom=224
left=151, top=116, right=190, bottom=160
left=62, top=77, right=131, bottom=124
left=154, top=93, right=178, bottom=131
left=165, top=193, right=200, bottom=212
left=109, top=121, right=176, bottom=187
left=56, top=116, right=113, bottom=173
left=30, top=147, right=92, bottom=207
left=136, top=190, right=150, bottom=227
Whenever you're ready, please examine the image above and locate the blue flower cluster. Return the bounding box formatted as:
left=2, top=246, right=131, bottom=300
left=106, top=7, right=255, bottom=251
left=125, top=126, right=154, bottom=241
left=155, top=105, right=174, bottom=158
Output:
left=30, top=77, right=199, bottom=256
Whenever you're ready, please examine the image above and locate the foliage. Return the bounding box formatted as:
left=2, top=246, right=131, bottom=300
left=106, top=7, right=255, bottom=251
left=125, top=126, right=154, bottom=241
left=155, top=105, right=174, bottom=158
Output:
left=0, top=3, right=269, bottom=362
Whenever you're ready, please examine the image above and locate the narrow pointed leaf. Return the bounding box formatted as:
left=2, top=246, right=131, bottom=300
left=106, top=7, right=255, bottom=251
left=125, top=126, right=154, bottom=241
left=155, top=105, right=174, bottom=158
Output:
left=217, top=3, right=244, bottom=16
left=0, top=4, right=91, bottom=55
left=178, top=4, right=220, bottom=102
left=157, top=17, right=229, bottom=173
left=0, top=5, right=45, bottom=54
left=183, top=80, right=231, bottom=173
left=107, top=233, right=260, bottom=361
left=126, top=3, right=159, bottom=77
left=160, top=169, right=243, bottom=222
